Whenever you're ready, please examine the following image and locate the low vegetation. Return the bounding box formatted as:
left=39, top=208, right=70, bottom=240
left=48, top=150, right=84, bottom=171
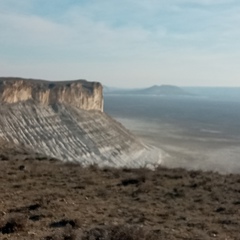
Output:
left=0, top=153, right=240, bottom=239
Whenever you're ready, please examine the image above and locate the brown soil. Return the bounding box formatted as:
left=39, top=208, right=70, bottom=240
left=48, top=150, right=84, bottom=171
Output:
left=0, top=145, right=240, bottom=239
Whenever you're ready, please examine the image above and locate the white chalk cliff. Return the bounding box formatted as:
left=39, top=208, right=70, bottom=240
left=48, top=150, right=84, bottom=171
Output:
left=0, top=78, right=161, bottom=168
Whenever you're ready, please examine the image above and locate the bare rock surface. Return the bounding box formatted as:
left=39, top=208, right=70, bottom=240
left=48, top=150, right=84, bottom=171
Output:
left=0, top=78, right=161, bottom=167
left=0, top=77, right=103, bottom=111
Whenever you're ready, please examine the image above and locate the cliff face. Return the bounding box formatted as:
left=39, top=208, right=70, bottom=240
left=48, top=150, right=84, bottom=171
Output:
left=0, top=77, right=161, bottom=168
left=0, top=78, right=104, bottom=112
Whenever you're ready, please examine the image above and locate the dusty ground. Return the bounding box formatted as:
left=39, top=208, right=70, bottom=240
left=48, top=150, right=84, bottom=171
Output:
left=0, top=143, right=240, bottom=240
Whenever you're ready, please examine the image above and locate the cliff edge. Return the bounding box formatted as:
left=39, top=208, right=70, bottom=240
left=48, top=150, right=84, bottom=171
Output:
left=0, top=77, right=104, bottom=111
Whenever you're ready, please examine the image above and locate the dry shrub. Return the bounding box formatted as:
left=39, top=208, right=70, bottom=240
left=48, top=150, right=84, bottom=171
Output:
left=49, top=219, right=81, bottom=229
left=46, top=225, right=161, bottom=240
left=81, top=225, right=161, bottom=240
left=45, top=225, right=76, bottom=240
left=0, top=213, right=27, bottom=234
left=103, top=167, right=123, bottom=179
left=96, top=187, right=110, bottom=198
left=137, top=181, right=154, bottom=193
left=121, top=176, right=145, bottom=187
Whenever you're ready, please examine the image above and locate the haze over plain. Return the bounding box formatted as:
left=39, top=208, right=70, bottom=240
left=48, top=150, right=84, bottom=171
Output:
left=1, top=0, right=240, bottom=88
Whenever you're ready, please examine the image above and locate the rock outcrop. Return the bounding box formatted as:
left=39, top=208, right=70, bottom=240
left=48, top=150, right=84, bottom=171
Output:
left=0, top=77, right=103, bottom=111
left=0, top=78, right=161, bottom=168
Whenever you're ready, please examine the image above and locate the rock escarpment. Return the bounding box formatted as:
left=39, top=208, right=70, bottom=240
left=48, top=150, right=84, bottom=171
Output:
left=0, top=78, right=161, bottom=168
left=0, top=77, right=103, bottom=111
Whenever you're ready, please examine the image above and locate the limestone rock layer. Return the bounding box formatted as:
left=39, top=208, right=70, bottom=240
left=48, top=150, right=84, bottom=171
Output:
left=0, top=77, right=103, bottom=111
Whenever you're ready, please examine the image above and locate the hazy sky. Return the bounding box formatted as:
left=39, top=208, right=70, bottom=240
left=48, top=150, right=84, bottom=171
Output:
left=0, top=0, right=240, bottom=87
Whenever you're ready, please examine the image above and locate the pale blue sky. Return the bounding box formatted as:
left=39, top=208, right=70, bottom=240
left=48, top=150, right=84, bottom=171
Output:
left=0, top=0, right=240, bottom=87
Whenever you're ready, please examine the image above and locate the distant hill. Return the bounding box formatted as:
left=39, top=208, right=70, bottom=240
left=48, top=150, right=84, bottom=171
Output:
left=103, top=85, right=140, bottom=94
left=135, top=85, right=192, bottom=96
left=104, top=85, right=192, bottom=96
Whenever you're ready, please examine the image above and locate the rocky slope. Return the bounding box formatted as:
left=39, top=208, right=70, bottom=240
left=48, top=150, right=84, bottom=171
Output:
left=0, top=78, right=161, bottom=168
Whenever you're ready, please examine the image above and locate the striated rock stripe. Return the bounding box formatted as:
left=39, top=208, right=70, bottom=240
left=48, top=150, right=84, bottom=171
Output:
left=0, top=102, right=162, bottom=168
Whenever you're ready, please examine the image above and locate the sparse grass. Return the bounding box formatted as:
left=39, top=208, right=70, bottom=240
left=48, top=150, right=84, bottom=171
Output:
left=47, top=225, right=161, bottom=240
left=0, top=156, right=240, bottom=239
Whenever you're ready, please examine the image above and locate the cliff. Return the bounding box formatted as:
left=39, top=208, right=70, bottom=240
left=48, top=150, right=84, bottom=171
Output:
left=0, top=78, right=161, bottom=168
left=0, top=77, right=104, bottom=111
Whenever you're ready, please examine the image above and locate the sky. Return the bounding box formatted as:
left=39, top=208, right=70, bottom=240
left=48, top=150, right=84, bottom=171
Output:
left=0, top=0, right=240, bottom=88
